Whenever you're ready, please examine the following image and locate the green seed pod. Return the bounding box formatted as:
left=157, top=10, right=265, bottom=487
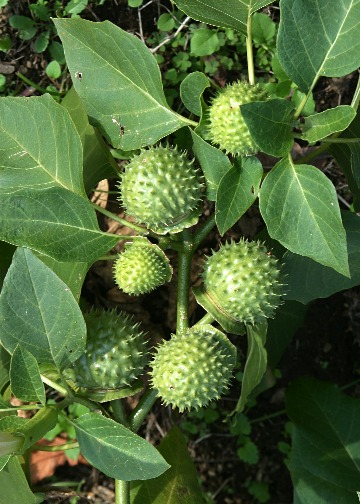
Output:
left=119, top=145, right=203, bottom=234
left=114, top=238, right=172, bottom=295
left=150, top=325, right=237, bottom=412
left=194, top=240, right=285, bottom=332
left=208, top=81, right=268, bottom=156
left=63, top=309, right=147, bottom=391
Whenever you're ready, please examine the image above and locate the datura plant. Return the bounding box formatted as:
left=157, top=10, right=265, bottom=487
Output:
left=0, top=1, right=360, bottom=503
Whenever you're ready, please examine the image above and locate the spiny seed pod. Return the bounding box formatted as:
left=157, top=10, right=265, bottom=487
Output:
left=208, top=81, right=268, bottom=156
left=194, top=240, right=285, bottom=332
left=150, top=325, right=237, bottom=412
left=119, top=145, right=203, bottom=234
left=114, top=238, right=172, bottom=295
left=63, top=309, right=147, bottom=390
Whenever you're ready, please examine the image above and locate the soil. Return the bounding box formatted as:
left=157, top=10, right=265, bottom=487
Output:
left=2, top=1, right=360, bottom=503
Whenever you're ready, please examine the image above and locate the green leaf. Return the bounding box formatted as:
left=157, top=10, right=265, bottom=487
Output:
left=0, top=187, right=119, bottom=262
left=0, top=458, right=44, bottom=504
left=216, top=157, right=263, bottom=235
left=128, top=0, right=143, bottom=6
left=48, top=41, right=65, bottom=65
left=54, top=18, right=189, bottom=150
left=0, top=248, right=86, bottom=369
left=65, top=0, right=88, bottom=15
left=190, top=129, right=231, bottom=201
left=252, top=12, right=276, bottom=45
left=173, top=0, right=273, bottom=33
left=190, top=28, right=220, bottom=56
left=74, top=412, right=170, bottom=481
left=0, top=35, right=12, bottom=52
left=283, top=211, right=360, bottom=304
left=331, top=141, right=360, bottom=211
left=131, top=426, right=204, bottom=503
left=9, top=15, right=36, bottom=40
left=61, top=87, right=119, bottom=193
left=286, top=377, right=360, bottom=503
left=0, top=94, right=84, bottom=196
left=0, top=345, right=11, bottom=393
left=237, top=439, right=259, bottom=464
left=46, top=60, right=61, bottom=79
left=278, top=0, right=360, bottom=93
left=301, top=106, right=356, bottom=143
left=10, top=346, right=45, bottom=404
left=180, top=72, right=210, bottom=117
left=234, top=322, right=267, bottom=414
left=259, top=157, right=349, bottom=276
left=0, top=241, right=15, bottom=289
left=157, top=13, right=175, bottom=32
left=241, top=98, right=294, bottom=157
left=34, top=31, right=49, bottom=53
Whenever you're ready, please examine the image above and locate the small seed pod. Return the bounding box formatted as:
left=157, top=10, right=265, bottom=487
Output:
left=193, top=240, right=285, bottom=332
left=150, top=325, right=237, bottom=412
left=119, top=145, right=204, bottom=234
left=63, top=309, right=147, bottom=391
left=114, top=238, right=172, bottom=295
left=208, top=81, right=268, bottom=156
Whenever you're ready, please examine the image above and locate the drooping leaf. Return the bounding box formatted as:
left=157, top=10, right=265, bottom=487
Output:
left=284, top=211, right=360, bottom=304
left=259, top=157, right=349, bottom=276
left=301, top=106, right=356, bottom=143
left=241, top=98, right=294, bottom=157
left=10, top=346, right=45, bottom=404
left=74, top=412, right=170, bottom=481
left=0, top=187, right=119, bottom=263
left=0, top=458, right=44, bottom=504
left=278, top=0, right=360, bottom=92
left=173, top=0, right=273, bottom=33
left=0, top=248, right=86, bottom=369
left=61, top=87, right=119, bottom=193
left=54, top=18, right=189, bottom=150
left=0, top=94, right=84, bottom=196
left=190, top=129, right=231, bottom=200
left=216, top=157, right=263, bottom=235
left=286, top=377, right=360, bottom=504
left=131, top=426, right=204, bottom=503
left=180, top=72, right=210, bottom=117
left=233, top=322, right=267, bottom=415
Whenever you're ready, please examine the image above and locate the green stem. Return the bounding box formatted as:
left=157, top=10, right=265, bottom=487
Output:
left=351, top=72, right=360, bottom=111
left=16, top=72, right=64, bottom=96
left=246, top=14, right=255, bottom=85
left=111, top=399, right=130, bottom=428
left=90, top=202, right=149, bottom=235
left=115, top=479, right=130, bottom=504
left=193, top=313, right=215, bottom=327
left=250, top=408, right=287, bottom=424
left=41, top=374, right=68, bottom=396
left=30, top=441, right=79, bottom=452
left=176, top=230, right=194, bottom=335
left=128, top=388, right=158, bottom=433
left=192, top=213, right=216, bottom=250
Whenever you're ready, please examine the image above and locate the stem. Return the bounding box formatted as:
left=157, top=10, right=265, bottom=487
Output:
left=111, top=399, right=130, bottom=428
left=30, top=441, right=79, bottom=452
left=250, top=408, right=287, bottom=424
left=193, top=313, right=215, bottom=327
left=16, top=72, right=64, bottom=96
left=351, top=72, right=360, bottom=111
left=115, top=479, right=130, bottom=504
left=41, top=375, right=68, bottom=396
left=246, top=14, right=255, bottom=85
left=176, top=230, right=194, bottom=335
left=192, top=213, right=216, bottom=250
left=128, top=388, right=158, bottom=433
left=90, top=202, right=149, bottom=235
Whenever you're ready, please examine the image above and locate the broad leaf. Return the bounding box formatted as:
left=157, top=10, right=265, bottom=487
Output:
left=284, top=211, right=360, bottom=304
left=278, top=0, right=360, bottom=92
left=10, top=346, right=45, bottom=404
left=301, top=106, right=356, bottom=143
left=74, top=412, right=170, bottom=481
left=131, top=426, right=204, bottom=503
left=61, top=87, right=119, bottom=193
left=0, top=248, right=86, bottom=369
left=0, top=345, right=11, bottom=393
left=233, top=322, right=267, bottom=414
left=0, top=186, right=119, bottom=262
left=180, top=72, right=210, bottom=117
left=0, top=458, right=44, bottom=504
left=259, top=157, right=349, bottom=276
left=216, top=157, right=263, bottom=235
left=190, top=129, right=231, bottom=200
left=286, top=377, right=360, bottom=504
left=173, top=0, right=273, bottom=33
left=241, top=98, right=294, bottom=157
left=54, top=18, right=189, bottom=150
left=0, top=94, right=84, bottom=196
left=331, top=142, right=360, bottom=212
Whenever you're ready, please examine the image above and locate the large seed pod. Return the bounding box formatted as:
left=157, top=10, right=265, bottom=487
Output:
left=208, top=81, right=268, bottom=156
left=119, top=145, right=203, bottom=234
left=194, top=240, right=285, bottom=333
left=63, top=309, right=147, bottom=391
left=114, top=238, right=172, bottom=295
left=150, top=325, right=237, bottom=412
